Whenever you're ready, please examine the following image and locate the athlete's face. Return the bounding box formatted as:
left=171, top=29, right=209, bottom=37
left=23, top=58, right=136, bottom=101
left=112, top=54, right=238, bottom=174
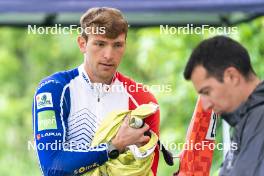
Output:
left=191, top=65, right=242, bottom=114
left=78, top=34, right=126, bottom=84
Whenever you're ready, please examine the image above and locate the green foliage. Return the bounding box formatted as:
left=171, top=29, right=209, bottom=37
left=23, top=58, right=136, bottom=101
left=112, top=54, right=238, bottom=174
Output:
left=0, top=17, right=263, bottom=175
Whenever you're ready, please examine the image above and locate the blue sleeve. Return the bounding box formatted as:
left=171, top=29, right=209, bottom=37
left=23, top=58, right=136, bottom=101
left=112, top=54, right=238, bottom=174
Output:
left=32, top=78, right=109, bottom=176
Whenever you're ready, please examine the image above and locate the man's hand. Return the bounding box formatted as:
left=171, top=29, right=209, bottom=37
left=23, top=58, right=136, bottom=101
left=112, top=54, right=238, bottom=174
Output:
left=111, top=116, right=150, bottom=152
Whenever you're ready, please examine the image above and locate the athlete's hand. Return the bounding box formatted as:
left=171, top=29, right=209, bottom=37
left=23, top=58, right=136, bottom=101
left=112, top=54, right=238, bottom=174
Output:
left=111, top=116, right=150, bottom=152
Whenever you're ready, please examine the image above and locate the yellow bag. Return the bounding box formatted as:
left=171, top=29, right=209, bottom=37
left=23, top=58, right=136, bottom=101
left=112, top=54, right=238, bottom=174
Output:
left=84, top=103, right=159, bottom=176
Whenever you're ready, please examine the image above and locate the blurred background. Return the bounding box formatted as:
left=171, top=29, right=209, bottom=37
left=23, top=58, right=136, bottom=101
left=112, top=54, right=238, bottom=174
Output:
left=0, top=0, right=263, bottom=175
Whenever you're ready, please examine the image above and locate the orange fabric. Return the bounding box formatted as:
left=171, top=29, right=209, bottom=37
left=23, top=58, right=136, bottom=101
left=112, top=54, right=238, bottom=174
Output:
left=174, top=97, right=217, bottom=176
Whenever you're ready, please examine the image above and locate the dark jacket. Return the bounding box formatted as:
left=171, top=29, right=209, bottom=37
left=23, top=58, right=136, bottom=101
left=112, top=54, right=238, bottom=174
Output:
left=219, top=80, right=264, bottom=176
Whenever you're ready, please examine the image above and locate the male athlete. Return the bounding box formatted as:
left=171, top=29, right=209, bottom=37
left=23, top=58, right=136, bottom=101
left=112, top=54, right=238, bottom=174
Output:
left=183, top=36, right=264, bottom=175
left=33, top=7, right=160, bottom=176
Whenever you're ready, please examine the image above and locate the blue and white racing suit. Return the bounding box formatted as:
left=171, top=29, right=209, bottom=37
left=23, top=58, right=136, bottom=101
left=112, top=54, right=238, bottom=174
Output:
left=32, top=64, right=160, bottom=176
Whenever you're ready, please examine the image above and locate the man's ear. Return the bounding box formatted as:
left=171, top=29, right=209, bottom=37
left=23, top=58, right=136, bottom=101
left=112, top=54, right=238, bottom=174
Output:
left=77, top=36, right=87, bottom=53
left=223, top=67, right=240, bottom=86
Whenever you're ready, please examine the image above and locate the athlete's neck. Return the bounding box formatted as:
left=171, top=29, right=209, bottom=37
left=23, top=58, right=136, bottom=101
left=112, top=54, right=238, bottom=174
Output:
left=243, top=76, right=261, bottom=102
left=83, top=63, right=113, bottom=85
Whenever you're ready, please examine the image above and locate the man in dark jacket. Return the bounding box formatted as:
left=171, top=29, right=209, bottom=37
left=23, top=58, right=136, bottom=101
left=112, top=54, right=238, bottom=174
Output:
left=183, top=35, right=264, bottom=176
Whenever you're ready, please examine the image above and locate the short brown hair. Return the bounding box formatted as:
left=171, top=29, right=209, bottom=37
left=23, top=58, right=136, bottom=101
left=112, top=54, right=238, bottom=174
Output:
left=80, top=7, right=128, bottom=40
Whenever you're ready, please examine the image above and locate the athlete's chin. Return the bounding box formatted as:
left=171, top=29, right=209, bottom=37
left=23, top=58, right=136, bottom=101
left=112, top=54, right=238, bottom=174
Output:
left=213, top=109, right=229, bottom=115
left=98, top=71, right=116, bottom=81
left=212, top=108, right=222, bottom=115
